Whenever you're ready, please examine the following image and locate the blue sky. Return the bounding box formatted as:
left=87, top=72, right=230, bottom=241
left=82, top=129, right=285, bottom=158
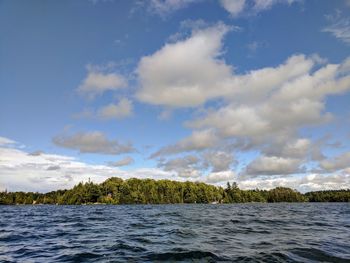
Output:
left=0, top=0, right=350, bottom=192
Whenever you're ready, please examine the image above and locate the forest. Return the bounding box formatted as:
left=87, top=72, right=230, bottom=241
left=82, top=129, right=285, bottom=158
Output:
left=0, top=177, right=349, bottom=205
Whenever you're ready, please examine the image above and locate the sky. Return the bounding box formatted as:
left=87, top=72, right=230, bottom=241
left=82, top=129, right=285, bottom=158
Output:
left=0, top=0, right=350, bottom=193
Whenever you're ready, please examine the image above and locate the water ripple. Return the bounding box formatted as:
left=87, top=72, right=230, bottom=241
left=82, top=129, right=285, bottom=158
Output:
left=0, top=203, right=349, bottom=262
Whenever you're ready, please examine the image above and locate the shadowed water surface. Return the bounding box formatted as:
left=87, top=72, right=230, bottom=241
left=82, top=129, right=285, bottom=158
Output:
left=0, top=203, right=349, bottom=262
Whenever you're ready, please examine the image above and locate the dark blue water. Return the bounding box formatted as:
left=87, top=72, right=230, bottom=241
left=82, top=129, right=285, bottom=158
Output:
left=0, top=203, right=349, bottom=262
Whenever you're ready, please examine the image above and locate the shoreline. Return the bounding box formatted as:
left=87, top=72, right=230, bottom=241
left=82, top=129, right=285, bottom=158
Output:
left=1, top=177, right=349, bottom=205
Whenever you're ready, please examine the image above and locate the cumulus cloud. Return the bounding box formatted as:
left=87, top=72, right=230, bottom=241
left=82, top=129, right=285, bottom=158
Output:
left=138, top=23, right=350, bottom=183
left=262, top=135, right=329, bottom=162
left=1, top=137, right=349, bottom=192
left=142, top=0, right=298, bottom=18
left=137, top=23, right=232, bottom=107
left=108, top=156, right=134, bottom=167
left=0, top=145, right=178, bottom=192
left=151, top=129, right=218, bottom=157
left=204, top=171, right=236, bottom=184
left=239, top=173, right=350, bottom=193
left=202, top=151, right=235, bottom=172
left=263, top=138, right=311, bottom=158
left=52, top=131, right=135, bottom=155
left=97, top=98, right=133, bottom=120
left=137, top=22, right=350, bottom=113
left=158, top=155, right=201, bottom=178
left=184, top=54, right=350, bottom=152
left=73, top=98, right=133, bottom=121
left=245, top=156, right=303, bottom=176
left=319, top=152, right=350, bottom=172
left=0, top=138, right=200, bottom=192
left=220, top=0, right=300, bottom=17
left=155, top=149, right=236, bottom=179
left=220, top=0, right=246, bottom=17
left=78, top=66, right=127, bottom=99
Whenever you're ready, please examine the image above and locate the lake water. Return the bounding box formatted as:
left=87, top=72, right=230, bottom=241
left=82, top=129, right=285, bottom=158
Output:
left=0, top=203, right=349, bottom=262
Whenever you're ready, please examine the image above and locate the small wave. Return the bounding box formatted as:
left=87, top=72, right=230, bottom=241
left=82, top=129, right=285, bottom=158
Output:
left=167, top=228, right=197, bottom=238
left=290, top=247, right=350, bottom=262
left=111, top=241, right=147, bottom=253
left=129, top=222, right=155, bottom=229
left=144, top=250, right=224, bottom=262
left=1, top=203, right=349, bottom=262
left=53, top=252, right=103, bottom=262
left=235, top=252, right=291, bottom=262
left=233, top=227, right=272, bottom=234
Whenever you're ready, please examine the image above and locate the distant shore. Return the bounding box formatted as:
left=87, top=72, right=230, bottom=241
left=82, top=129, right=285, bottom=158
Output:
left=1, top=177, right=349, bottom=205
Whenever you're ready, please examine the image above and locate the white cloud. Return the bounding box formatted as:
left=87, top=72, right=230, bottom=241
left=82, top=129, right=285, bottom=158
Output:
left=253, top=0, right=299, bottom=12
left=185, top=54, right=350, bottom=148
left=0, top=136, right=16, bottom=146
left=238, top=173, right=350, bottom=193
left=220, top=0, right=300, bottom=17
left=137, top=23, right=350, bottom=114
left=263, top=138, right=310, bottom=158
left=78, top=66, right=127, bottom=99
left=245, top=156, right=303, bottom=176
left=151, top=129, right=218, bottom=157
left=97, top=98, right=133, bottom=120
left=323, top=12, right=350, bottom=45
left=52, top=131, right=134, bottom=155
left=141, top=0, right=298, bottom=18
left=156, top=149, right=235, bottom=179
left=0, top=145, right=178, bottom=192
left=220, top=0, right=246, bottom=17
left=204, top=171, right=236, bottom=183
left=1, top=139, right=349, bottom=192
left=319, top=152, right=350, bottom=172
left=158, top=155, right=201, bottom=178
left=137, top=23, right=232, bottom=107
left=147, top=0, right=201, bottom=17
left=189, top=105, right=270, bottom=138
left=202, top=151, right=235, bottom=172
left=108, top=156, right=134, bottom=167
left=138, top=23, right=350, bottom=183
left=73, top=98, right=133, bottom=121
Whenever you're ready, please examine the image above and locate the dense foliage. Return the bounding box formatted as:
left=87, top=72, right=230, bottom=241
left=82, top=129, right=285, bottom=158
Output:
left=305, top=190, right=350, bottom=202
left=0, top=178, right=349, bottom=205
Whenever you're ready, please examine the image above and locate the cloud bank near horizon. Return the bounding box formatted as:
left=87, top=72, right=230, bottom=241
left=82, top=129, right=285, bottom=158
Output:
left=0, top=136, right=349, bottom=193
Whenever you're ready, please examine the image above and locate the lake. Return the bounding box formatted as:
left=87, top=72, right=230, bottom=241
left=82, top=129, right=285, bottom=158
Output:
left=0, top=203, right=349, bottom=262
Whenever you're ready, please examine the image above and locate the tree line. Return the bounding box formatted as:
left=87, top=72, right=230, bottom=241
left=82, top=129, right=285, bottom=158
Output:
left=0, top=177, right=349, bottom=205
